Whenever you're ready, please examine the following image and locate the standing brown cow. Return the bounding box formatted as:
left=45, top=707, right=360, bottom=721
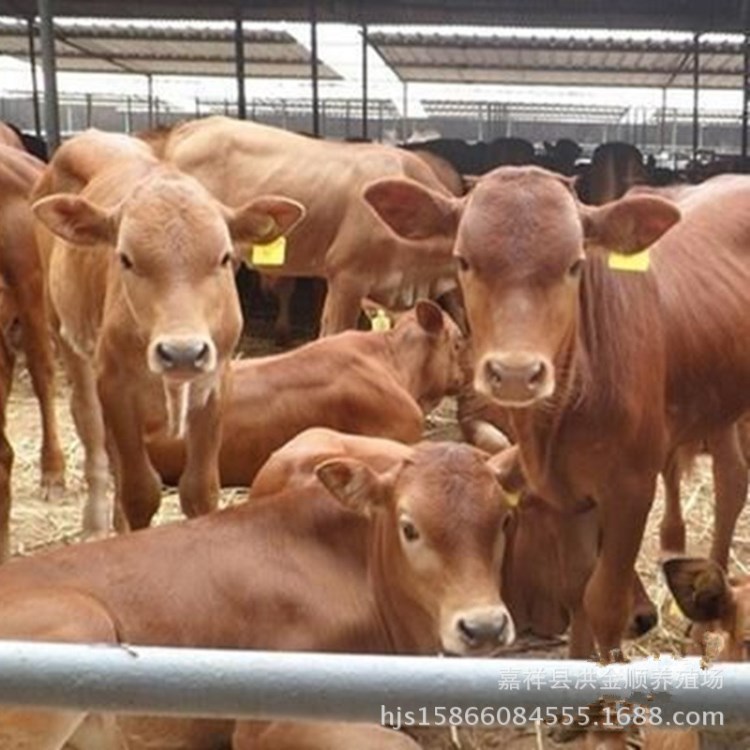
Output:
left=0, top=145, right=65, bottom=560
left=147, top=116, right=458, bottom=335
left=33, top=149, right=304, bottom=532
left=365, top=167, right=750, bottom=664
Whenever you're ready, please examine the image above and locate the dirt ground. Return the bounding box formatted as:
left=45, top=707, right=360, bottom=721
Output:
left=5, top=336, right=749, bottom=750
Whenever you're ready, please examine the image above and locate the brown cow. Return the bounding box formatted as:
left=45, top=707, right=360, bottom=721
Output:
left=33, top=147, right=304, bottom=533
left=364, top=167, right=750, bottom=663
left=148, top=116, right=458, bottom=335
left=147, top=300, right=463, bottom=490
left=0, top=438, right=516, bottom=749
left=0, top=145, right=66, bottom=560
left=642, top=557, right=750, bottom=749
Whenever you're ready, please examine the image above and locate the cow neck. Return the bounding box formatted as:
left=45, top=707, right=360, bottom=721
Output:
left=367, top=513, right=440, bottom=655
left=381, top=326, right=429, bottom=408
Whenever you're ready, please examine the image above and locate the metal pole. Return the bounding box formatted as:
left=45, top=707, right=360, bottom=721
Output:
left=309, top=0, right=320, bottom=136
left=85, top=92, right=92, bottom=128
left=401, top=81, right=408, bottom=141
left=26, top=16, right=42, bottom=137
left=659, top=87, right=667, bottom=152
left=126, top=95, right=132, bottom=133
left=743, top=32, right=750, bottom=166
left=146, top=74, right=154, bottom=129
left=0, top=643, right=746, bottom=728
left=36, top=0, right=60, bottom=151
left=234, top=11, right=247, bottom=120
left=361, top=23, right=368, bottom=140
left=692, top=32, right=700, bottom=165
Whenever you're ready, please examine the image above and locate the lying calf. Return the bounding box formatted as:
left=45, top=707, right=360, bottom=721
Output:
left=148, top=299, right=464, bottom=487
left=0, top=438, right=514, bottom=749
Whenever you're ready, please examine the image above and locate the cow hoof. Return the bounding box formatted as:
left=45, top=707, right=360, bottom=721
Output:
left=42, top=474, right=66, bottom=504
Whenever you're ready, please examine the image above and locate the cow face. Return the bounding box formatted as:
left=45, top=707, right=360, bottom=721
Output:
left=364, top=167, right=678, bottom=408
left=34, top=168, right=304, bottom=384
left=316, top=442, right=515, bottom=656
left=664, top=557, right=750, bottom=662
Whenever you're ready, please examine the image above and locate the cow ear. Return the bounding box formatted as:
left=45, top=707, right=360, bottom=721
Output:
left=225, top=196, right=305, bottom=244
left=581, top=195, right=680, bottom=255
left=415, top=299, right=444, bottom=335
left=662, top=557, right=733, bottom=623
left=315, top=458, right=399, bottom=517
left=485, top=446, right=526, bottom=508
left=364, top=177, right=460, bottom=241
left=32, top=195, right=117, bottom=247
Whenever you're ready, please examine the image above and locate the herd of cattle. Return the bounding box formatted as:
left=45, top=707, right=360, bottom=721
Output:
left=0, top=115, right=748, bottom=749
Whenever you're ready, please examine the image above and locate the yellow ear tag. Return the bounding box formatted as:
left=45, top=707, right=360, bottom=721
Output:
left=370, top=309, right=392, bottom=332
left=607, top=247, right=650, bottom=273
left=249, top=236, right=286, bottom=267
left=505, top=490, right=521, bottom=508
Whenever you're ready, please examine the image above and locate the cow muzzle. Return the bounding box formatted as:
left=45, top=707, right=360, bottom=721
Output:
left=149, top=336, right=217, bottom=378
left=478, top=352, right=554, bottom=406
left=444, top=605, right=515, bottom=656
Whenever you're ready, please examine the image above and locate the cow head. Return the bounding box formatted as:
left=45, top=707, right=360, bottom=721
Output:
left=664, top=557, right=750, bottom=662
left=315, top=442, right=516, bottom=656
left=34, top=168, right=304, bottom=387
left=364, top=167, right=679, bottom=408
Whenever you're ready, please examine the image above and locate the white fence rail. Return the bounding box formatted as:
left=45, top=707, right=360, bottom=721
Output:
left=0, top=642, right=747, bottom=728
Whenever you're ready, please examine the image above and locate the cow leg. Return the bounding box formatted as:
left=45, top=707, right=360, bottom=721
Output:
left=12, top=273, right=66, bottom=500
left=319, top=276, right=366, bottom=336
left=178, top=385, right=222, bottom=518
left=58, top=340, right=111, bottom=537
left=554, top=508, right=599, bottom=659
left=0, top=334, right=13, bottom=562
left=584, top=481, right=654, bottom=659
left=707, top=424, right=748, bottom=569
left=0, top=586, right=119, bottom=750
left=270, top=277, right=296, bottom=345
left=97, top=377, right=162, bottom=530
left=659, top=453, right=686, bottom=555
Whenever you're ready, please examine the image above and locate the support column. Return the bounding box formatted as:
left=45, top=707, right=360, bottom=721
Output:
left=234, top=11, right=247, bottom=120
left=37, top=0, right=60, bottom=151
left=309, top=0, right=320, bottom=136
left=361, top=23, right=368, bottom=139
left=742, top=32, right=750, bottom=166
left=147, top=74, right=154, bottom=128
left=692, top=32, right=701, bottom=166
left=401, top=81, right=408, bottom=141
left=26, top=16, right=42, bottom=137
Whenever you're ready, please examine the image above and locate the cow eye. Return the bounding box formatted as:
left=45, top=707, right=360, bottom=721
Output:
left=455, top=256, right=470, bottom=272
left=400, top=518, right=421, bottom=543
left=568, top=258, right=585, bottom=278
left=118, top=253, right=133, bottom=270
left=220, top=252, right=233, bottom=267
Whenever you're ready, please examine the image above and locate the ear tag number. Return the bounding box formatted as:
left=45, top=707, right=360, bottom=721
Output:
left=249, top=236, right=286, bottom=267
left=370, top=309, right=392, bottom=332
left=608, top=248, right=650, bottom=273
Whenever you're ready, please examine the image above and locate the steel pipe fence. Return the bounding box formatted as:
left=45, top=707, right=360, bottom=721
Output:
left=0, top=642, right=747, bottom=729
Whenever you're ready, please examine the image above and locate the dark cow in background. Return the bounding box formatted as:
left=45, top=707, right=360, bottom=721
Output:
left=538, top=138, right=583, bottom=176
left=578, top=141, right=650, bottom=204
left=0, top=122, right=47, bottom=162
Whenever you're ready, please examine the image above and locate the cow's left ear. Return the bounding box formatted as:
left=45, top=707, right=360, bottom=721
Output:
left=415, top=299, right=444, bottom=335
left=662, top=557, right=733, bottom=623
left=315, top=458, right=400, bottom=517
left=225, top=196, right=305, bottom=244
left=364, top=177, right=461, bottom=241
left=32, top=194, right=117, bottom=247
left=581, top=195, right=680, bottom=255
left=486, top=446, right=526, bottom=508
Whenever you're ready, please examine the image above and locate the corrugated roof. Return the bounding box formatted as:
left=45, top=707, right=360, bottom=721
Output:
left=0, top=0, right=747, bottom=32
left=0, top=18, right=339, bottom=78
left=368, top=32, right=746, bottom=88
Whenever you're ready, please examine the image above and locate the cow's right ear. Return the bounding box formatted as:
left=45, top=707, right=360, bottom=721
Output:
left=364, top=178, right=461, bottom=241
left=662, top=557, right=733, bottom=623
left=226, top=196, right=305, bottom=244
left=315, top=458, right=399, bottom=517
left=486, top=446, right=526, bottom=507
left=32, top=195, right=117, bottom=247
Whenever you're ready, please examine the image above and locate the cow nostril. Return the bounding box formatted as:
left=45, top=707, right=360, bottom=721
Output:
left=457, top=618, right=477, bottom=644
left=484, top=359, right=503, bottom=386
left=527, top=361, right=546, bottom=388
left=194, top=342, right=210, bottom=365
left=155, top=342, right=176, bottom=368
